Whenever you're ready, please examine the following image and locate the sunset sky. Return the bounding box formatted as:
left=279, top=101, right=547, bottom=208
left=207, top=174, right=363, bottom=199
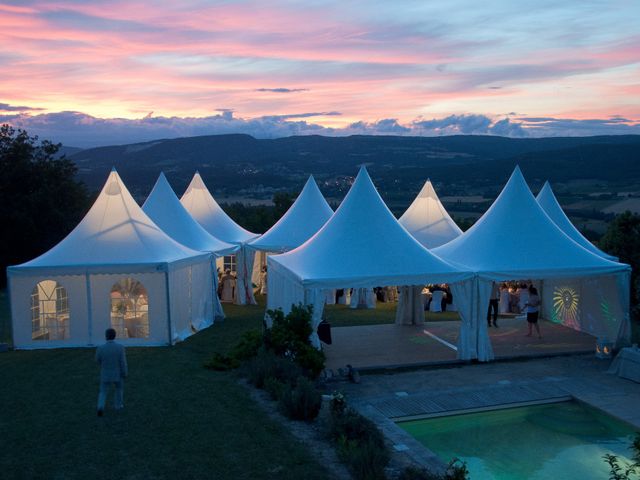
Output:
left=1, top=0, right=639, bottom=146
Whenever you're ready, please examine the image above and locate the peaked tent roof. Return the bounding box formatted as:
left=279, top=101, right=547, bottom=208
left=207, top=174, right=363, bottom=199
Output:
left=180, top=172, right=259, bottom=244
left=269, top=167, right=471, bottom=288
left=536, top=181, right=617, bottom=261
left=11, top=169, right=208, bottom=272
left=248, top=175, right=333, bottom=252
left=433, top=167, right=628, bottom=279
left=399, top=179, right=463, bottom=249
left=143, top=173, right=238, bottom=256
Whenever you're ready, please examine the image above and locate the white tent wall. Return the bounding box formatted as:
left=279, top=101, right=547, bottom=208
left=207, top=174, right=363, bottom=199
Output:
left=168, top=260, right=215, bottom=341
left=395, top=286, right=425, bottom=325
left=540, top=272, right=630, bottom=346
left=9, top=273, right=89, bottom=349
left=89, top=272, right=169, bottom=346
left=234, top=246, right=257, bottom=305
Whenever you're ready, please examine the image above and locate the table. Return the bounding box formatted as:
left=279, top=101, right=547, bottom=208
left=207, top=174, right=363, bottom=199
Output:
left=608, top=347, right=640, bottom=383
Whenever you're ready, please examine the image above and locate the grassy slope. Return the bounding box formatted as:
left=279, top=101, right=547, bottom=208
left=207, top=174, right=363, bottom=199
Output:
left=0, top=300, right=331, bottom=480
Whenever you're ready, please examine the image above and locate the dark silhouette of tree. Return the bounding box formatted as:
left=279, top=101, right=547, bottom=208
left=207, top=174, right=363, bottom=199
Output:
left=221, top=192, right=296, bottom=234
left=600, top=211, right=640, bottom=317
left=0, top=125, right=90, bottom=287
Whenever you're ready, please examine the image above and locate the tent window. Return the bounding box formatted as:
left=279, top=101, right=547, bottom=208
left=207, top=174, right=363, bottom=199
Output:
left=223, top=255, right=237, bottom=273
left=31, top=280, right=70, bottom=340
left=110, top=278, right=149, bottom=339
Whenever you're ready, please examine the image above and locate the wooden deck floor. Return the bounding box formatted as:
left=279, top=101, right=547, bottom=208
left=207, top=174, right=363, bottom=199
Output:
left=324, top=317, right=596, bottom=370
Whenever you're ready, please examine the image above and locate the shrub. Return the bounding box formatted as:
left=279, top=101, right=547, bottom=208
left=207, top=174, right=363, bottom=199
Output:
left=398, top=460, right=469, bottom=480
left=263, top=376, right=287, bottom=401
left=267, top=304, right=314, bottom=354
left=329, top=408, right=386, bottom=451
left=230, top=329, right=263, bottom=362
left=330, top=391, right=347, bottom=417
left=265, top=305, right=326, bottom=378
left=336, top=435, right=389, bottom=480
left=245, top=348, right=302, bottom=389
left=328, top=406, right=390, bottom=480
left=203, top=352, right=239, bottom=371
left=294, top=343, right=326, bottom=378
left=278, top=376, right=322, bottom=421
left=603, top=433, right=640, bottom=480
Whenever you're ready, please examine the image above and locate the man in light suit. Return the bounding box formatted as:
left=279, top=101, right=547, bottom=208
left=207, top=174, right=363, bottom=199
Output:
left=96, top=328, right=128, bottom=417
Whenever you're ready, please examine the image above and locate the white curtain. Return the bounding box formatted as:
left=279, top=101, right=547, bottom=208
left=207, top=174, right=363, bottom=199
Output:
left=615, top=270, right=632, bottom=346
left=451, top=278, right=476, bottom=360
left=350, top=288, right=376, bottom=309
left=234, top=245, right=257, bottom=305
left=212, top=264, right=225, bottom=320
left=450, top=277, right=494, bottom=362
left=476, top=278, right=495, bottom=362
left=305, top=288, right=326, bottom=348
left=395, top=286, right=425, bottom=325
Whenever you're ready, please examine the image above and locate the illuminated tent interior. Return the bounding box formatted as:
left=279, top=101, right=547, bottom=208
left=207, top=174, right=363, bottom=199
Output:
left=247, top=175, right=333, bottom=289
left=143, top=172, right=239, bottom=320
left=8, top=169, right=216, bottom=349
left=433, top=166, right=631, bottom=361
left=267, top=167, right=473, bottom=347
left=180, top=172, right=260, bottom=305
left=536, top=181, right=618, bottom=261
left=399, top=179, right=463, bottom=249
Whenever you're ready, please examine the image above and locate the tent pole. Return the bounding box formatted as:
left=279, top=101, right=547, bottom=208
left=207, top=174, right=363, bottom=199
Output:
left=85, top=272, right=93, bottom=344
left=165, top=269, right=173, bottom=345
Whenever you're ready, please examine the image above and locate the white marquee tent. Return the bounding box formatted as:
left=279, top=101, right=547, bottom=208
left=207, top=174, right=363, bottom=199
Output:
left=267, top=167, right=473, bottom=347
left=536, top=181, right=618, bottom=261
left=142, top=172, right=239, bottom=320
left=399, top=179, right=463, bottom=249
left=434, top=167, right=631, bottom=361
left=8, top=169, right=216, bottom=348
left=248, top=175, right=333, bottom=292
left=180, top=172, right=260, bottom=305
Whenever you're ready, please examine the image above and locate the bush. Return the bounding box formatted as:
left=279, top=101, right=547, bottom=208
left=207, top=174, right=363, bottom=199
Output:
left=328, top=406, right=390, bottom=480
left=294, top=343, right=326, bottom=379
left=265, top=305, right=326, bottom=379
left=398, top=460, right=469, bottom=480
left=245, top=348, right=302, bottom=389
left=336, top=436, right=389, bottom=480
left=267, top=304, right=314, bottom=355
left=203, top=352, right=239, bottom=371
left=230, top=329, right=263, bottom=362
left=264, top=376, right=287, bottom=401
left=278, top=376, right=322, bottom=421
left=329, top=408, right=386, bottom=450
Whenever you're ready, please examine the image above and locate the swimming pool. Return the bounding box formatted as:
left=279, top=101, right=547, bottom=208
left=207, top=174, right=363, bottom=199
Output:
left=398, top=401, right=638, bottom=480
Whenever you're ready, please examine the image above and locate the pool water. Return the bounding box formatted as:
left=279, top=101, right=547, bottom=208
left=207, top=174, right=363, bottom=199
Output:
left=399, top=402, right=638, bottom=480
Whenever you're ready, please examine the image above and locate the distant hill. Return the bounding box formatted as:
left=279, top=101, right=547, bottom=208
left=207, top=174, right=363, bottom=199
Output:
left=70, top=134, right=640, bottom=200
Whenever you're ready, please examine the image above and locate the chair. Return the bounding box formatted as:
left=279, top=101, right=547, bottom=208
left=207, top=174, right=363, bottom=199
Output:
left=429, top=290, right=444, bottom=312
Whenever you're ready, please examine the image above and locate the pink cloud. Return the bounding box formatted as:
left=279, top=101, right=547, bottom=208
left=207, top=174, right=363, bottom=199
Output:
left=0, top=1, right=638, bottom=126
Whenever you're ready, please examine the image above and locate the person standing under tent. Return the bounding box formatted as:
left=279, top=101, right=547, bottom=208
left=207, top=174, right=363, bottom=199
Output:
left=524, top=286, right=542, bottom=339
left=96, top=328, right=128, bottom=417
left=220, top=269, right=236, bottom=303
left=487, top=282, right=499, bottom=327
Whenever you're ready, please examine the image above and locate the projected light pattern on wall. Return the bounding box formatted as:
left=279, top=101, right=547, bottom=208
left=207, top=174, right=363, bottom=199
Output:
left=553, top=286, right=580, bottom=328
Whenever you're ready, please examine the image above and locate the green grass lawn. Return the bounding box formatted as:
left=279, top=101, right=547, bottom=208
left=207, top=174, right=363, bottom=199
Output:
left=0, top=299, right=332, bottom=480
